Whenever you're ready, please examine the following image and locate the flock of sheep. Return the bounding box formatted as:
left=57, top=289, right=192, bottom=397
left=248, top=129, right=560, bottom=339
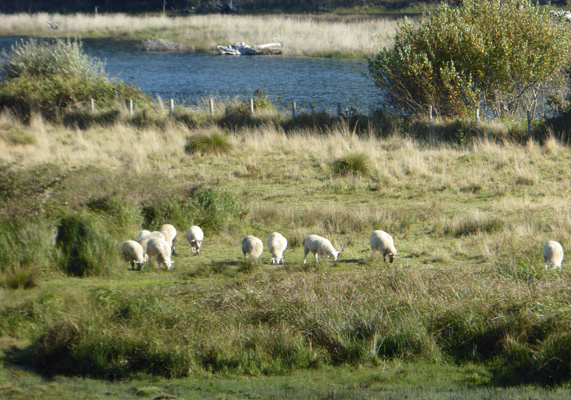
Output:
left=121, top=224, right=564, bottom=271
left=121, top=226, right=399, bottom=270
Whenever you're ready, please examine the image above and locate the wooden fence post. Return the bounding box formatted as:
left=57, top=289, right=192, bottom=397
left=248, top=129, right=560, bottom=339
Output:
left=209, top=98, right=214, bottom=116
left=291, top=101, right=296, bottom=120
left=129, top=99, right=134, bottom=116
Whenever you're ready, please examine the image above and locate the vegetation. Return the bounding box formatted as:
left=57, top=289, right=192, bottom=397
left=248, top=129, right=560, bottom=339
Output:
left=369, top=0, right=571, bottom=118
left=0, top=39, right=148, bottom=120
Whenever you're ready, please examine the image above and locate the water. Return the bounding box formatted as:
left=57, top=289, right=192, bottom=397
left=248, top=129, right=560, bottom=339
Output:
left=0, top=36, right=380, bottom=114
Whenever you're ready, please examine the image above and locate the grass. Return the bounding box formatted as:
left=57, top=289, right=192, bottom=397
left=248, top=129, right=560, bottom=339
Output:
left=0, top=13, right=401, bottom=58
left=2, top=110, right=571, bottom=396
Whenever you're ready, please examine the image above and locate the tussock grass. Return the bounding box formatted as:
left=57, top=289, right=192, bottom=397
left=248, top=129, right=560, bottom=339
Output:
left=184, top=130, right=233, bottom=155
left=331, top=153, right=373, bottom=176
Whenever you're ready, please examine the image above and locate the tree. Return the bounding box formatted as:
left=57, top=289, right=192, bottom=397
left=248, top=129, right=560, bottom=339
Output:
left=369, top=0, right=571, bottom=118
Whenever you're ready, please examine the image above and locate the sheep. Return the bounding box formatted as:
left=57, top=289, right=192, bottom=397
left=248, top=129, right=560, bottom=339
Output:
left=267, top=232, right=287, bottom=265
left=137, top=230, right=151, bottom=241
left=186, top=225, right=204, bottom=256
left=137, top=236, right=151, bottom=262
left=122, top=240, right=146, bottom=270
left=303, top=235, right=342, bottom=264
left=370, top=230, right=398, bottom=263
left=242, top=235, right=264, bottom=262
left=148, top=231, right=166, bottom=241
left=146, top=238, right=174, bottom=270
left=159, top=224, right=178, bottom=255
left=544, top=241, right=564, bottom=270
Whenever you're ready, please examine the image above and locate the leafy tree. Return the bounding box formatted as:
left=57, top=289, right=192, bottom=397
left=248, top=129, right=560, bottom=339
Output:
left=369, top=0, right=571, bottom=118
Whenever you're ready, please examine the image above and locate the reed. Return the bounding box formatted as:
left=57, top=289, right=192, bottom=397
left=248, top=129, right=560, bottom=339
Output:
left=0, top=13, right=399, bottom=57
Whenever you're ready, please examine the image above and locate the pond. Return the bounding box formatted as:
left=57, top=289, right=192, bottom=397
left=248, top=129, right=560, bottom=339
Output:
left=0, top=36, right=381, bottom=114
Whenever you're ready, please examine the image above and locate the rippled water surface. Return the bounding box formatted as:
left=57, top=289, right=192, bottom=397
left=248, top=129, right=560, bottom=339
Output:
left=0, top=36, right=380, bottom=113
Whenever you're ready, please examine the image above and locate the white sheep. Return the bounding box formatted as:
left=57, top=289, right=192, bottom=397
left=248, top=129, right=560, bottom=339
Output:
left=370, top=230, right=398, bottom=263
left=186, top=225, right=204, bottom=255
left=303, top=235, right=342, bottom=264
left=137, top=230, right=151, bottom=241
left=242, top=235, right=264, bottom=262
left=137, top=236, right=151, bottom=262
left=146, top=238, right=174, bottom=270
left=159, top=224, right=178, bottom=255
left=148, top=231, right=166, bottom=241
left=122, top=240, right=146, bottom=270
left=267, top=232, right=288, bottom=265
left=544, top=241, right=564, bottom=270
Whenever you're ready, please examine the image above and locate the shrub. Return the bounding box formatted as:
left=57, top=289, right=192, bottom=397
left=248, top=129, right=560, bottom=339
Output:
left=369, top=0, right=571, bottom=118
left=54, top=214, right=117, bottom=277
left=0, top=39, right=148, bottom=120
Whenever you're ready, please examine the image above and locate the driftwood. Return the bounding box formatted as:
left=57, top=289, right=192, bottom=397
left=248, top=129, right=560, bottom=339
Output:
left=137, top=39, right=194, bottom=52
left=217, top=41, right=282, bottom=56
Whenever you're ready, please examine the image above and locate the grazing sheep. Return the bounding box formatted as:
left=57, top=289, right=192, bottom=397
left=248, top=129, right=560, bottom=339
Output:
left=148, top=231, right=166, bottom=241
left=137, top=236, right=151, bottom=262
left=304, top=235, right=342, bottom=264
left=186, top=226, right=204, bottom=255
left=137, top=230, right=151, bottom=241
left=242, top=235, right=264, bottom=262
left=160, top=224, right=178, bottom=255
left=267, top=232, right=288, bottom=265
left=544, top=241, right=564, bottom=270
left=147, top=238, right=174, bottom=270
left=122, top=240, right=146, bottom=270
left=370, top=230, right=398, bottom=263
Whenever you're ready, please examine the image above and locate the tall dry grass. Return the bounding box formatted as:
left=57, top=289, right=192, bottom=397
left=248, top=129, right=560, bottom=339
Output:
left=0, top=13, right=399, bottom=57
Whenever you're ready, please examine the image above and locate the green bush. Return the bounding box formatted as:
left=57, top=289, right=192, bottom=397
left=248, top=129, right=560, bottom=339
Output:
left=184, top=131, right=233, bottom=155
left=0, top=39, right=148, bottom=119
left=331, top=153, right=373, bottom=176
left=369, top=0, right=571, bottom=118
left=55, top=214, right=118, bottom=277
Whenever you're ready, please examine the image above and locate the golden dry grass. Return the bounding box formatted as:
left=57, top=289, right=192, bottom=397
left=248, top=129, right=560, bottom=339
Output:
left=0, top=13, right=399, bottom=56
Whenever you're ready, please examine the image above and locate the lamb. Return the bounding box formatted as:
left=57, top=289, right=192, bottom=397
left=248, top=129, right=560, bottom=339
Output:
left=159, top=224, right=178, bottom=255
left=186, top=225, right=204, bottom=255
left=242, top=235, right=264, bottom=262
left=137, top=236, right=151, bottom=262
left=544, top=241, right=564, bottom=270
left=122, top=240, right=146, bottom=270
left=303, top=235, right=342, bottom=264
left=148, top=231, right=166, bottom=241
left=146, top=238, right=174, bottom=270
left=267, top=232, right=287, bottom=265
left=370, top=230, right=398, bottom=263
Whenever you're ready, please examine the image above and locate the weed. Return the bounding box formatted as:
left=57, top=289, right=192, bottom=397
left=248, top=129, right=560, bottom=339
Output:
left=331, top=153, right=373, bottom=176
left=185, top=131, right=233, bottom=155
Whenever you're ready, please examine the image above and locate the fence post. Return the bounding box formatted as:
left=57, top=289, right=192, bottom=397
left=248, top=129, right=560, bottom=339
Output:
left=337, top=102, right=342, bottom=118
left=250, top=98, right=255, bottom=114
left=129, top=99, right=134, bottom=116
left=170, top=98, right=175, bottom=114
left=475, top=107, right=479, bottom=122
left=209, top=98, right=214, bottom=116
left=428, top=105, right=433, bottom=122
left=291, top=101, right=296, bottom=120
left=91, top=98, right=95, bottom=112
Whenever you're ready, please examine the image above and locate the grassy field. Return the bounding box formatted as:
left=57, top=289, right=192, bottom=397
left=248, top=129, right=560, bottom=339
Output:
left=0, top=12, right=402, bottom=58
left=1, top=103, right=571, bottom=398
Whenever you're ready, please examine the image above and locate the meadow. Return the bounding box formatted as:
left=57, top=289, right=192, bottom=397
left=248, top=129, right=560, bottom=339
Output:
left=1, top=100, right=571, bottom=398
left=0, top=12, right=400, bottom=58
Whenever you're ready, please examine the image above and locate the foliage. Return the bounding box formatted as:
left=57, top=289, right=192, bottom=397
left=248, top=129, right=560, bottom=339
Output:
left=0, top=39, right=148, bottom=119
left=369, top=0, right=571, bottom=118
left=54, top=214, right=118, bottom=277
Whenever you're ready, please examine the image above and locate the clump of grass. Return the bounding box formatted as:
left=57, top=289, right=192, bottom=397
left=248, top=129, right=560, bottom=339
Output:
left=331, top=153, right=373, bottom=176
left=55, top=214, right=118, bottom=277
left=0, top=266, right=40, bottom=289
left=443, top=213, right=505, bottom=237
left=184, top=131, right=233, bottom=155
